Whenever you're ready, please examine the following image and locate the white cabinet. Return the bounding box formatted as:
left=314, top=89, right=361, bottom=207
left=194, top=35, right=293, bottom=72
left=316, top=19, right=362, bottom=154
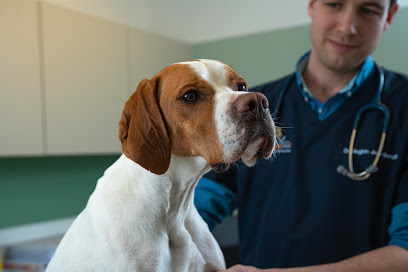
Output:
left=128, top=28, right=192, bottom=96
left=0, top=2, right=193, bottom=157
left=41, top=3, right=128, bottom=155
left=0, top=0, right=43, bottom=156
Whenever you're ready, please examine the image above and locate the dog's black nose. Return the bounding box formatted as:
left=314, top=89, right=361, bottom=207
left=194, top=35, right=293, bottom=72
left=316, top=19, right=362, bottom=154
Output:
left=234, top=92, right=269, bottom=117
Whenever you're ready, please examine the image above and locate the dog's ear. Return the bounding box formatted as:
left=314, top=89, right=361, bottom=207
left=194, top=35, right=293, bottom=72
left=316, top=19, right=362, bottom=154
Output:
left=118, top=78, right=171, bottom=175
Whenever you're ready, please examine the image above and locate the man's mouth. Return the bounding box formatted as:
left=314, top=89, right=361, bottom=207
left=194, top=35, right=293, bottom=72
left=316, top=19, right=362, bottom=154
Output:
left=329, top=39, right=359, bottom=52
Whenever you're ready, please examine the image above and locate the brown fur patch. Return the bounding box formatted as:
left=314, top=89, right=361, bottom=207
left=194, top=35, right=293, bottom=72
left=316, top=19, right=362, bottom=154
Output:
left=155, top=64, right=225, bottom=165
left=118, top=79, right=171, bottom=175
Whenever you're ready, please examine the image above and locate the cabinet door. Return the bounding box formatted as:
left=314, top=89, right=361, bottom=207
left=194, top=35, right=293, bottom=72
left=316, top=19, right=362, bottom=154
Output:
left=42, top=3, right=128, bottom=155
left=128, top=28, right=192, bottom=97
left=0, top=0, right=43, bottom=156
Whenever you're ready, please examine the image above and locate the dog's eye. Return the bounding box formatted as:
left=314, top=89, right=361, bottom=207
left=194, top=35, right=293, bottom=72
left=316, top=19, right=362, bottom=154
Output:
left=237, top=84, right=247, bottom=92
left=182, top=91, right=199, bottom=103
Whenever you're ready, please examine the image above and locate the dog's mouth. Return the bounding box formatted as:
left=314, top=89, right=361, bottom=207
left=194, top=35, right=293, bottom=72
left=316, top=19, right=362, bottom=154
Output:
left=211, top=128, right=275, bottom=173
left=257, top=134, right=274, bottom=158
left=211, top=163, right=230, bottom=173
left=240, top=132, right=275, bottom=167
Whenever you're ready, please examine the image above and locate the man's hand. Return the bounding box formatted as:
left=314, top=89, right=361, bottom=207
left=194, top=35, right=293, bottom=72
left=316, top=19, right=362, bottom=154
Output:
left=217, top=265, right=261, bottom=272
left=217, top=245, right=408, bottom=272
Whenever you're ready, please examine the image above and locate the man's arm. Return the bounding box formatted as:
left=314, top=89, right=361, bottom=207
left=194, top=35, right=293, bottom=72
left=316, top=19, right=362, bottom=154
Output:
left=220, top=245, right=408, bottom=272
left=194, top=176, right=238, bottom=230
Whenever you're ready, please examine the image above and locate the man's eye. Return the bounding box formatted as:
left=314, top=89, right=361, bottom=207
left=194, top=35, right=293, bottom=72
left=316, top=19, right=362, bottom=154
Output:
left=182, top=91, right=200, bottom=103
left=362, top=8, right=380, bottom=16
left=326, top=2, right=341, bottom=9
left=237, top=84, right=247, bottom=92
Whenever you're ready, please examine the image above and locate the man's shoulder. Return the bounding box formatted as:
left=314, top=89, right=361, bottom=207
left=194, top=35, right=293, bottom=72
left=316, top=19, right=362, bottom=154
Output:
left=382, top=68, right=408, bottom=95
left=378, top=68, right=408, bottom=113
left=383, top=68, right=408, bottom=84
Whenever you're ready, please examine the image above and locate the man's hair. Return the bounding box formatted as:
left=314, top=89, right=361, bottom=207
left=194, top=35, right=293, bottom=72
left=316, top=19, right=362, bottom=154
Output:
left=390, top=0, right=397, bottom=8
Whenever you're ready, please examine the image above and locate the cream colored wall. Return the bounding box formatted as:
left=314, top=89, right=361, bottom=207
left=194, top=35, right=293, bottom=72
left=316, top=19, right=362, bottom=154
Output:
left=35, top=0, right=408, bottom=43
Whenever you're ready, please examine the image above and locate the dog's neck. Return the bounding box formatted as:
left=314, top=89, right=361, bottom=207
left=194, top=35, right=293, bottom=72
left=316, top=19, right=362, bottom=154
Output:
left=112, top=154, right=211, bottom=233
left=166, top=154, right=210, bottom=218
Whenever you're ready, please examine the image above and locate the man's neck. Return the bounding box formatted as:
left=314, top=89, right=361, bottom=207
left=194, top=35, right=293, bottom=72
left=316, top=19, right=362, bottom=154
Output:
left=303, top=54, right=360, bottom=103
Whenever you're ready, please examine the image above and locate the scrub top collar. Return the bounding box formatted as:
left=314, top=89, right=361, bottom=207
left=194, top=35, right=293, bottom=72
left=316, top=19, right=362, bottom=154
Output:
left=294, top=51, right=375, bottom=120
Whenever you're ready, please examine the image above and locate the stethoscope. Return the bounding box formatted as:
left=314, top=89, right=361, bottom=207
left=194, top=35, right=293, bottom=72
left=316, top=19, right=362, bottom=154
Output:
left=273, top=65, right=390, bottom=181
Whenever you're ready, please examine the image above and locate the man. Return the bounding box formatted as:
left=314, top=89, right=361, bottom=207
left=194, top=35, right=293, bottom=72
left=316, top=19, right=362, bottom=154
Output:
left=194, top=0, right=408, bottom=271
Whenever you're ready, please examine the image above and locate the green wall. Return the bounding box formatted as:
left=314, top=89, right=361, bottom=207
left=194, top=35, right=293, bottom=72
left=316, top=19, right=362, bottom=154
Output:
left=373, top=7, right=408, bottom=74
left=193, top=25, right=311, bottom=87
left=0, top=155, right=119, bottom=228
left=193, top=7, right=408, bottom=87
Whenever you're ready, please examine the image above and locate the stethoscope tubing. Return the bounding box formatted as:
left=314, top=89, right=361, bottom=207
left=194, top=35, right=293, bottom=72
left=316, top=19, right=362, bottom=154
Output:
left=274, top=65, right=390, bottom=181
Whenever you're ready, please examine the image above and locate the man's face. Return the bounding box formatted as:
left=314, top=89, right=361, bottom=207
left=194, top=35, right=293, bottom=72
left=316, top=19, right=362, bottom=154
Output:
left=308, top=0, right=398, bottom=73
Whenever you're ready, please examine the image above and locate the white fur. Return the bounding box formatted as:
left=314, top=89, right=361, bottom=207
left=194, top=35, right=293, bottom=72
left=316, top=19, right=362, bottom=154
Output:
left=46, top=154, right=225, bottom=272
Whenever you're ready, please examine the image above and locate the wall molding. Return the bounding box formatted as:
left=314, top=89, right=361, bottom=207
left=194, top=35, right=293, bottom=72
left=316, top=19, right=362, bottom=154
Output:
left=0, top=217, right=74, bottom=247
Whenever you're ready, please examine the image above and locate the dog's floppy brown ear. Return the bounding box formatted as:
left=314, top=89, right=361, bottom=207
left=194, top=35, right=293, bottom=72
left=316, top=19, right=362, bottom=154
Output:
left=118, top=78, right=171, bottom=175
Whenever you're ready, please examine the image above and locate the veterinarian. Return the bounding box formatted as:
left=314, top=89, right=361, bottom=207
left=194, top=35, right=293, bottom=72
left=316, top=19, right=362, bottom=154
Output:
left=195, top=0, right=408, bottom=271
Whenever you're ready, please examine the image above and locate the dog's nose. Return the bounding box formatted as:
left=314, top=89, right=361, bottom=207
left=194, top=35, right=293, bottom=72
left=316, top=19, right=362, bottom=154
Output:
left=234, top=92, right=269, bottom=116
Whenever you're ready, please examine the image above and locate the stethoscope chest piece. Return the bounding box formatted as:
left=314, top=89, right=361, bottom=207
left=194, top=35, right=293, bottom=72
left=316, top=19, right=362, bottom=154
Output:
left=336, top=67, right=390, bottom=181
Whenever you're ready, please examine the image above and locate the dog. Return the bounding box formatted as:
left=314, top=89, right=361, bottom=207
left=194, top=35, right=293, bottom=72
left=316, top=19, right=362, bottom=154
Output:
left=46, top=59, right=276, bottom=272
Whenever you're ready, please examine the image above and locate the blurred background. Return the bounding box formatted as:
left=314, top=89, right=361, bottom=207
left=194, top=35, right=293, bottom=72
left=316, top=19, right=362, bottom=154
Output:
left=1, top=0, right=407, bottom=270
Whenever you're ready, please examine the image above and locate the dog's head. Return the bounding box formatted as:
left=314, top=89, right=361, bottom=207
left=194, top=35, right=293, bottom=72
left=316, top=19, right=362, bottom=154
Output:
left=119, top=59, right=276, bottom=175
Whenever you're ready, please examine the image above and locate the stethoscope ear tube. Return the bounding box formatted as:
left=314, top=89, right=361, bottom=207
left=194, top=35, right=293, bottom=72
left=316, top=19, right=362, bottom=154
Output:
left=352, top=104, right=390, bottom=133
left=272, top=74, right=295, bottom=120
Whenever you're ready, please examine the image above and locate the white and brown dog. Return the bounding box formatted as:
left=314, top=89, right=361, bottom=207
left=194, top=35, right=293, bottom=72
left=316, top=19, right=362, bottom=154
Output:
left=46, top=59, right=275, bottom=272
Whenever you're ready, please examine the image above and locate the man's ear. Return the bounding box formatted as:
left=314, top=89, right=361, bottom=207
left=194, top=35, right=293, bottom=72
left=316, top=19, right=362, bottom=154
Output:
left=308, top=0, right=318, bottom=19
left=384, top=3, right=399, bottom=31
left=118, top=78, right=171, bottom=175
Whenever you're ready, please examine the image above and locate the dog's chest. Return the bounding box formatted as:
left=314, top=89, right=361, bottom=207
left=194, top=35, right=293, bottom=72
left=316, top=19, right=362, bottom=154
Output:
left=47, top=156, right=225, bottom=271
left=103, top=225, right=222, bottom=272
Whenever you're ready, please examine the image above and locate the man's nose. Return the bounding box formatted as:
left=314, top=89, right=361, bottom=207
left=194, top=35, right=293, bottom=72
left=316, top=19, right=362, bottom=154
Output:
left=337, top=8, right=358, bottom=35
